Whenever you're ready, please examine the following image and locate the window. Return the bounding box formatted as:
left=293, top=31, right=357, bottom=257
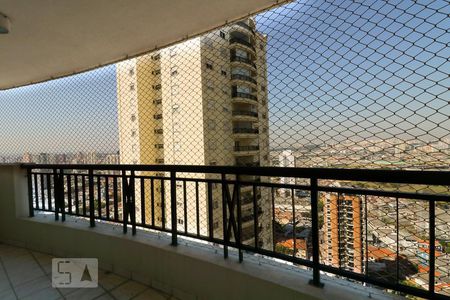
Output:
left=152, top=84, right=161, bottom=90
left=154, top=128, right=163, bottom=134
left=130, top=84, right=135, bottom=91
left=235, top=48, right=248, bottom=58
left=155, top=144, right=164, bottom=149
left=151, top=54, right=160, bottom=60
left=205, top=60, right=213, bottom=70
left=220, top=48, right=228, bottom=58
left=131, top=114, right=136, bottom=122
left=153, top=99, right=162, bottom=104
left=222, top=86, right=228, bottom=95
left=219, top=31, right=226, bottom=39
left=172, top=85, right=179, bottom=95
left=204, top=37, right=213, bottom=48
left=171, top=67, right=178, bottom=76
left=129, top=68, right=134, bottom=76
left=154, top=114, right=162, bottom=120
left=208, top=120, right=216, bottom=129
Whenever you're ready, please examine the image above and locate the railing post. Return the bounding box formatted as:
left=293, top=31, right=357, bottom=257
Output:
left=26, top=168, right=34, bottom=217
left=130, top=170, right=136, bottom=235
left=221, top=173, right=228, bottom=258
left=309, top=177, right=324, bottom=288
left=170, top=171, right=177, bottom=246
left=88, top=169, right=95, bottom=227
left=236, top=174, right=243, bottom=263
left=53, top=169, right=59, bottom=221
left=122, top=170, right=128, bottom=234
left=429, top=199, right=435, bottom=296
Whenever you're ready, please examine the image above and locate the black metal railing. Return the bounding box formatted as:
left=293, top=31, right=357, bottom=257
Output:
left=236, top=161, right=260, bottom=167
left=231, top=74, right=257, bottom=84
left=232, top=110, right=258, bottom=118
left=236, top=21, right=255, bottom=34
left=229, top=38, right=256, bottom=52
left=232, top=92, right=257, bottom=101
left=233, top=128, right=259, bottom=134
left=234, top=145, right=259, bottom=152
left=230, top=56, right=256, bottom=68
left=22, top=164, right=450, bottom=300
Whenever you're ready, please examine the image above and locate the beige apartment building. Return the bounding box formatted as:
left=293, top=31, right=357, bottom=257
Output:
left=323, top=193, right=365, bottom=273
left=116, top=19, right=272, bottom=248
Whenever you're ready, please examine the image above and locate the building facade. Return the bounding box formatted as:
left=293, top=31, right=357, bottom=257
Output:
left=116, top=19, right=272, bottom=248
left=323, top=193, right=365, bottom=273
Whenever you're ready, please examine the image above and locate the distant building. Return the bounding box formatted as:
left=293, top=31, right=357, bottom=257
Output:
left=323, top=193, right=365, bottom=273
left=116, top=19, right=272, bottom=247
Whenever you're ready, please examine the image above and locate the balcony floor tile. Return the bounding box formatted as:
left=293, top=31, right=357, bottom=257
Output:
left=0, top=242, right=175, bottom=300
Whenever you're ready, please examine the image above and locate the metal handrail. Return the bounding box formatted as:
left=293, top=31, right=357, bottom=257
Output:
left=231, top=74, right=257, bottom=84
left=230, top=38, right=256, bottom=51
left=233, top=128, right=259, bottom=134
left=230, top=56, right=256, bottom=68
left=22, top=163, right=450, bottom=299
left=232, top=92, right=257, bottom=101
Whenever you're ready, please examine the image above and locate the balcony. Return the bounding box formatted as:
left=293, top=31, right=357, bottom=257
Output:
left=235, top=21, right=255, bottom=34
left=229, top=38, right=256, bottom=52
left=230, top=56, right=256, bottom=69
left=1, top=164, right=447, bottom=300
left=233, top=145, right=260, bottom=156
left=231, top=110, right=258, bottom=122
left=231, top=74, right=257, bottom=86
left=233, top=127, right=259, bottom=135
left=236, top=161, right=260, bottom=167
left=231, top=92, right=258, bottom=104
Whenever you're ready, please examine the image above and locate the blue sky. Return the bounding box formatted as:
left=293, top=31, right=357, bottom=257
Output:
left=0, top=0, right=448, bottom=155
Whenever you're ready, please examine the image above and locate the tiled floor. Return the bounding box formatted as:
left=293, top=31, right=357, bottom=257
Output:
left=0, top=243, right=172, bottom=300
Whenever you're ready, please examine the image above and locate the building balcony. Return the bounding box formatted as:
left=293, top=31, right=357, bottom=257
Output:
left=233, top=127, right=259, bottom=134
left=233, top=145, right=259, bottom=156
left=231, top=74, right=257, bottom=87
left=232, top=110, right=259, bottom=122
left=230, top=56, right=257, bottom=69
left=231, top=92, right=258, bottom=104
left=236, top=160, right=260, bottom=167
left=0, top=164, right=446, bottom=300
left=229, top=38, right=256, bottom=53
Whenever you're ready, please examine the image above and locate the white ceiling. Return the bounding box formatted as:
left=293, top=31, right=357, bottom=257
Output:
left=0, top=0, right=286, bottom=90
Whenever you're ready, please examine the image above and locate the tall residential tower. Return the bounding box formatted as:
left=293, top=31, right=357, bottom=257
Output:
left=116, top=19, right=272, bottom=247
